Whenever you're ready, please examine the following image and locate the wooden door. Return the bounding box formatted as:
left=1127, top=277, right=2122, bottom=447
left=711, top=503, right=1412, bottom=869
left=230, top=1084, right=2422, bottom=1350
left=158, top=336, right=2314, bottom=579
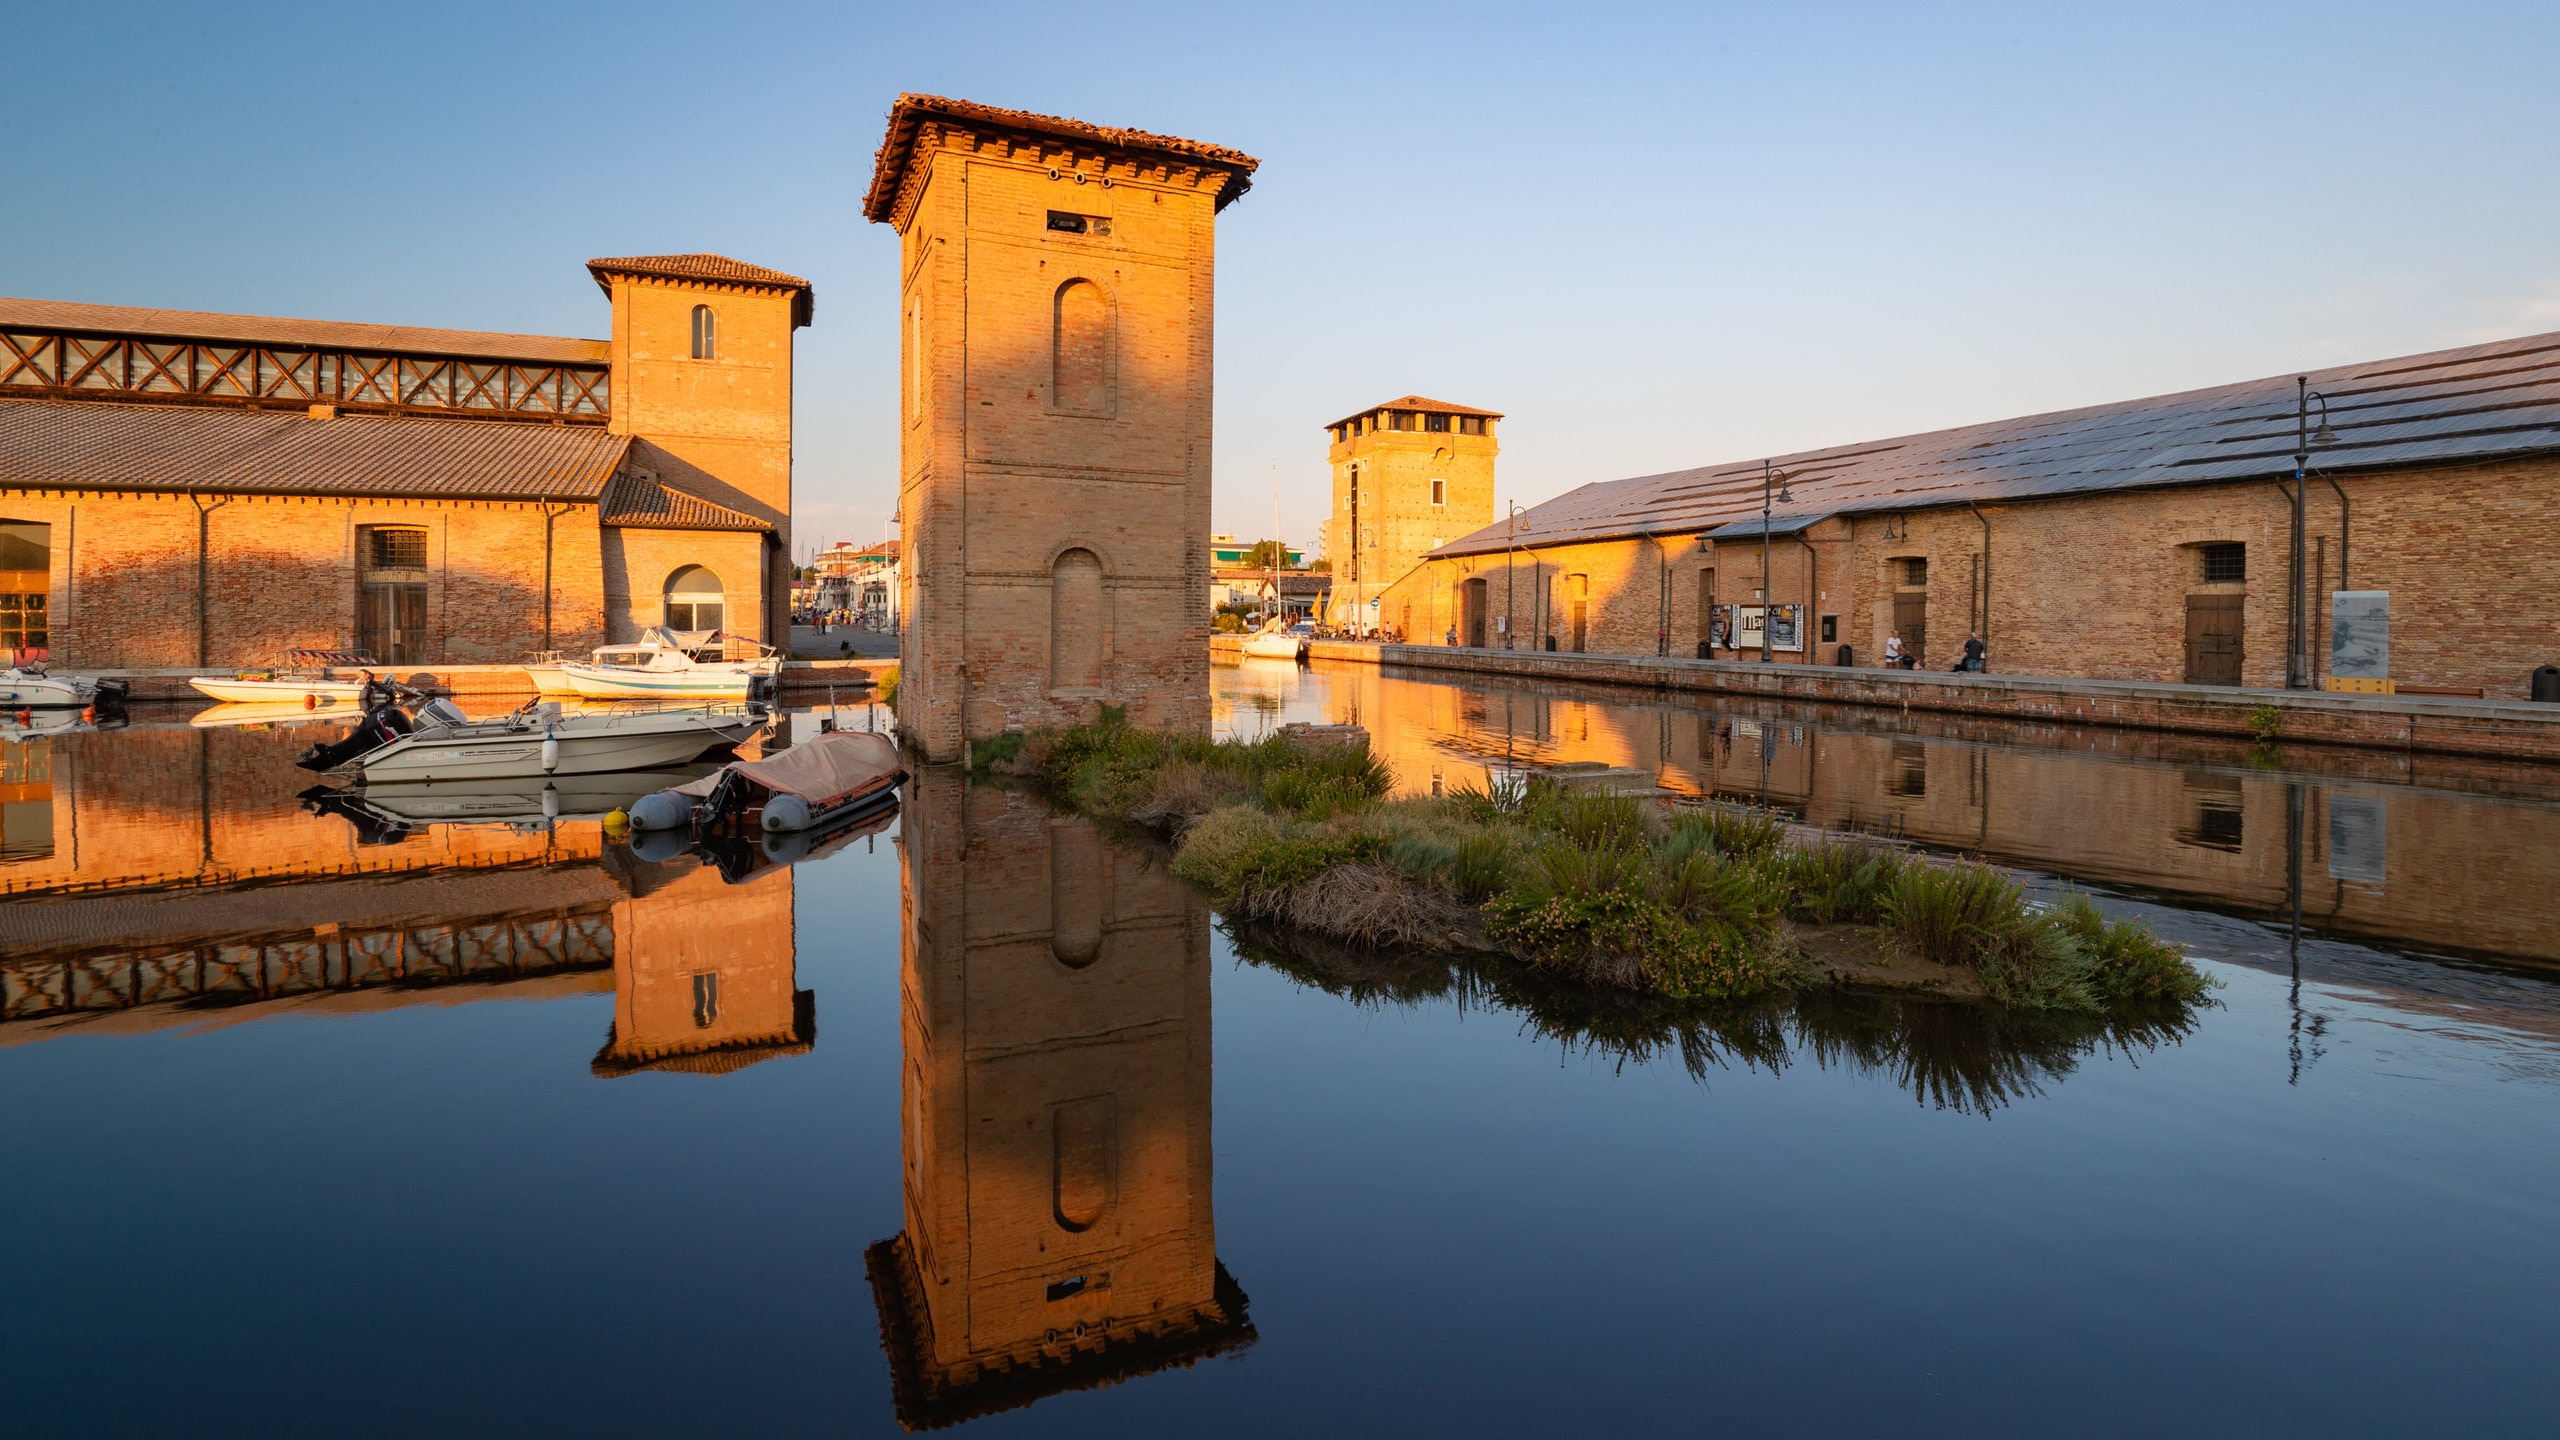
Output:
left=1461, top=579, right=1486, bottom=647
left=1571, top=602, right=1587, bottom=653
left=1892, top=592, right=1926, bottom=666
left=1696, top=568, right=1715, bottom=652
left=2185, top=594, right=2243, bottom=685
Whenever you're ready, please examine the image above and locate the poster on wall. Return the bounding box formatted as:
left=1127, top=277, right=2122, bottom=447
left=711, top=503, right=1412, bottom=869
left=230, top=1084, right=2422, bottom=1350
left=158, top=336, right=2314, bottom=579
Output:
left=1734, top=605, right=1805, bottom=653
left=2331, top=591, right=2389, bottom=680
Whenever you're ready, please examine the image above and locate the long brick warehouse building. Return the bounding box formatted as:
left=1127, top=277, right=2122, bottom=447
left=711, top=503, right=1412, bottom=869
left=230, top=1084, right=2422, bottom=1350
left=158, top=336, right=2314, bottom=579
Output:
left=0, top=253, right=812, bottom=670
left=1384, top=332, right=2560, bottom=698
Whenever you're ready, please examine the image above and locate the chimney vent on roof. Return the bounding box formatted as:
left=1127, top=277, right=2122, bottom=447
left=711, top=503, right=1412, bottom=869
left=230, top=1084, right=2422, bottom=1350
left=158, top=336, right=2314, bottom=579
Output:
left=306, top=404, right=337, bottom=420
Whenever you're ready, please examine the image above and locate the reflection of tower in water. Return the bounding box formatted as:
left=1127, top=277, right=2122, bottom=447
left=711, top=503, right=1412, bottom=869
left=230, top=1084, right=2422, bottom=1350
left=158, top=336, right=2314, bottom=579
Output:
left=869, top=767, right=1251, bottom=1429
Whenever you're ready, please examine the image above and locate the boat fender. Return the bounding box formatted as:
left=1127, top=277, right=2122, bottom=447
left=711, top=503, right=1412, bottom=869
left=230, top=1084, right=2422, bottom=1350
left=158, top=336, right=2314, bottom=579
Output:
left=540, top=727, right=559, bottom=775
left=542, top=785, right=560, bottom=822
left=761, top=792, right=813, bottom=833
left=304, top=693, right=316, bottom=710
left=628, top=791, right=691, bottom=830
left=629, top=825, right=692, bottom=863
left=761, top=828, right=813, bottom=865
left=602, top=807, right=629, bottom=833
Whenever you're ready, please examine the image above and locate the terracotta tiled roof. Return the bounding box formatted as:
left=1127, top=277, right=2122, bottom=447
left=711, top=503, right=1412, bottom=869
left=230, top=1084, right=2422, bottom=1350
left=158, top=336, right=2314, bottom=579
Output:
left=863, top=93, right=1260, bottom=223
left=1429, top=328, right=2560, bottom=560
left=1328, top=394, right=1505, bottom=429
left=0, top=295, right=606, bottom=366
left=599, top=473, right=772, bottom=531
left=584, top=254, right=814, bottom=327
left=0, top=396, right=628, bottom=501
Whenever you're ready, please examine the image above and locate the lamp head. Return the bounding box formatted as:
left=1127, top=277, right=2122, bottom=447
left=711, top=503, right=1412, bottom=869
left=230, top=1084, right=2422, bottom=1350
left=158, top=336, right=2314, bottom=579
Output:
left=2312, top=422, right=2339, bottom=446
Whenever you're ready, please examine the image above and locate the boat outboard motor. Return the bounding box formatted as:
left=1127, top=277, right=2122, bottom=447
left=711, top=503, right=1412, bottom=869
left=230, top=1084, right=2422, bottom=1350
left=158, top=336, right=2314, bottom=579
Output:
left=295, top=702, right=413, bottom=772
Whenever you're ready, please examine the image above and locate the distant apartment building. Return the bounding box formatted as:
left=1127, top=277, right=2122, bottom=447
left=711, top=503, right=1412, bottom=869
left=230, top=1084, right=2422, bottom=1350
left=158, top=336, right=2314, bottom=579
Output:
left=1320, top=396, right=1499, bottom=633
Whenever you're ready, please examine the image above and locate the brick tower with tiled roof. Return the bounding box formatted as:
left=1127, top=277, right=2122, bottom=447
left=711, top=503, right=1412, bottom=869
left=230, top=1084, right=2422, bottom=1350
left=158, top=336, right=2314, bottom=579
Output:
left=1320, top=395, right=1501, bottom=639
left=866, top=95, right=1259, bottom=760
left=588, top=252, right=812, bottom=645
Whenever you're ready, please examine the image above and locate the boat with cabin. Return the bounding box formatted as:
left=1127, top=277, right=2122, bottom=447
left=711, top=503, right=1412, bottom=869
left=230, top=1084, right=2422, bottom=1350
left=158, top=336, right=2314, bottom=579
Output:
left=557, top=629, right=782, bottom=701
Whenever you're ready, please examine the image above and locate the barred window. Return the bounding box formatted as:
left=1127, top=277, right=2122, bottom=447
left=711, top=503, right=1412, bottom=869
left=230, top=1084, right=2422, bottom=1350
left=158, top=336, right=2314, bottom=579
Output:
left=367, top=527, right=428, bottom=570
left=2201, top=543, right=2246, bottom=584
left=1898, top=557, right=1928, bottom=587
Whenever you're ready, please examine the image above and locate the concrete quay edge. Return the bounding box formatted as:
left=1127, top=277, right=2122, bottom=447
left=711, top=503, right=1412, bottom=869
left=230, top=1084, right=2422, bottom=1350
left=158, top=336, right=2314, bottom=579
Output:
left=1215, top=636, right=2560, bottom=764
left=79, top=659, right=889, bottom=702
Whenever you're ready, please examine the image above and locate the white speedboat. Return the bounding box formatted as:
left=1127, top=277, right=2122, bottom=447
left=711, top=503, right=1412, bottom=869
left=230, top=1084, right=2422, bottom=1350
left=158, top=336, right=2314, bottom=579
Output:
left=558, top=629, right=781, bottom=701
left=0, top=665, right=129, bottom=708
left=337, top=768, right=714, bottom=827
left=1238, top=621, right=1308, bottom=661
left=187, top=650, right=378, bottom=705
left=306, top=698, right=764, bottom=783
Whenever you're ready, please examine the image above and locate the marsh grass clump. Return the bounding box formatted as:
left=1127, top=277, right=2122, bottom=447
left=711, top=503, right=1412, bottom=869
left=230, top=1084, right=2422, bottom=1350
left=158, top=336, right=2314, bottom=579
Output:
left=1030, top=715, right=2210, bottom=1017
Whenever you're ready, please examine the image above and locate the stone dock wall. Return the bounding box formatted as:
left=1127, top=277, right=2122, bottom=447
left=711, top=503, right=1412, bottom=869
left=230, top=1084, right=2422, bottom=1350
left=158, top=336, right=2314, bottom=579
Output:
left=90, top=658, right=890, bottom=702
left=1216, top=636, right=2560, bottom=764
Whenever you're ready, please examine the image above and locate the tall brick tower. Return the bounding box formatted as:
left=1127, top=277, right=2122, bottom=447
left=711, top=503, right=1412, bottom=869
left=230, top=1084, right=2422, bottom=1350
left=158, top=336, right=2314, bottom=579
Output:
left=1320, top=396, right=1500, bottom=634
left=864, top=96, right=1259, bottom=762
left=589, top=254, right=813, bottom=647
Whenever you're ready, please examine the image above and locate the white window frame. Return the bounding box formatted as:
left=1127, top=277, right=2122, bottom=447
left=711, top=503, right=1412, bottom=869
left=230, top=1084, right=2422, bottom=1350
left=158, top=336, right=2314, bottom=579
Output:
left=1429, top=478, right=1447, bottom=507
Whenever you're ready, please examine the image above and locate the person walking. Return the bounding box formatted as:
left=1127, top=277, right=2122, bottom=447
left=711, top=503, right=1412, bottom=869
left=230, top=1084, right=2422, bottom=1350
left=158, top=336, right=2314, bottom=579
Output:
left=1884, top=631, right=1904, bottom=669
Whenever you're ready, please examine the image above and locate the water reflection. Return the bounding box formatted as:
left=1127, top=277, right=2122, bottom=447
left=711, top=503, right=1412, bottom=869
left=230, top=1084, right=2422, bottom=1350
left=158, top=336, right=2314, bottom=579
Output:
left=1227, top=920, right=2198, bottom=1115
left=1216, top=660, right=2560, bottom=971
left=0, top=716, right=836, bottom=1082
left=870, top=764, right=1252, bottom=1430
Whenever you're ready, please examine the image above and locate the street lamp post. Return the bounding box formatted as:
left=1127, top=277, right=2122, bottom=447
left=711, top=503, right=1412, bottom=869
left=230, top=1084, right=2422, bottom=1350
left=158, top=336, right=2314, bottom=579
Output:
left=2288, top=377, right=2339, bottom=689
left=1759, top=459, right=1794, bottom=663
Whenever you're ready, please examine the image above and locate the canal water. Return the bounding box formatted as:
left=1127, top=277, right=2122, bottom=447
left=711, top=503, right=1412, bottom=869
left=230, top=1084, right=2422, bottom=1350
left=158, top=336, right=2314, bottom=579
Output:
left=4, top=664, right=2555, bottom=1436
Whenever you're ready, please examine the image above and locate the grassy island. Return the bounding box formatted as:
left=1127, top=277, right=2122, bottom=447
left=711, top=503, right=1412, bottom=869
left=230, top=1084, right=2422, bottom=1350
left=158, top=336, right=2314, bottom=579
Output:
left=1003, top=712, right=2212, bottom=1015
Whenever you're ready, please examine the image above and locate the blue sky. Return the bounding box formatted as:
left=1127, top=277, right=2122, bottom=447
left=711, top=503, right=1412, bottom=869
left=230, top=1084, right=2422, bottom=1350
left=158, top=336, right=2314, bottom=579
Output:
left=9, top=1, right=2556, bottom=557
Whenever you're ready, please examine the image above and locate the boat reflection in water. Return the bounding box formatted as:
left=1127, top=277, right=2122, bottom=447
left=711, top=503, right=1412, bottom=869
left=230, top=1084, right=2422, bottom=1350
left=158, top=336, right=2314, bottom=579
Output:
left=0, top=717, right=846, bottom=1083
left=868, top=764, right=1252, bottom=1430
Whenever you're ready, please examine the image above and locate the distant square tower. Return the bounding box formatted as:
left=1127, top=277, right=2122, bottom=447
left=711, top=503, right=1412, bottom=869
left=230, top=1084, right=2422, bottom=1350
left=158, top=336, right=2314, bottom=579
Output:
left=865, top=95, right=1260, bottom=762
left=1320, top=396, right=1501, bottom=632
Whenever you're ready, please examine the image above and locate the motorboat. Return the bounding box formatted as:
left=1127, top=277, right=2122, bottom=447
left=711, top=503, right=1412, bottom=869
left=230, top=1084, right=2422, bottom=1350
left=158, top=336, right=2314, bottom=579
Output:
left=1239, top=619, right=1309, bottom=662
left=298, top=696, right=764, bottom=783
left=625, top=728, right=906, bottom=877
left=521, top=650, right=578, bottom=698
left=190, top=700, right=353, bottom=730
left=0, top=665, right=129, bottom=709
left=558, top=628, right=782, bottom=702
left=302, top=767, right=715, bottom=841
left=188, top=650, right=379, bottom=705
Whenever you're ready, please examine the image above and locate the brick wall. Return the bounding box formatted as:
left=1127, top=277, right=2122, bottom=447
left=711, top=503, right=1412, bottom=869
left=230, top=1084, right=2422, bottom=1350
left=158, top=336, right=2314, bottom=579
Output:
left=0, top=489, right=607, bottom=669
left=1377, top=455, right=2560, bottom=697
left=890, top=124, right=1233, bottom=761
left=1323, top=423, right=1497, bottom=611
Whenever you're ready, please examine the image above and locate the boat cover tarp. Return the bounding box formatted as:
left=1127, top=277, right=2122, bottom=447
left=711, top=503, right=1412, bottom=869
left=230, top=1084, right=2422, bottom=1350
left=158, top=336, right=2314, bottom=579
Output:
left=669, top=729, right=900, bottom=805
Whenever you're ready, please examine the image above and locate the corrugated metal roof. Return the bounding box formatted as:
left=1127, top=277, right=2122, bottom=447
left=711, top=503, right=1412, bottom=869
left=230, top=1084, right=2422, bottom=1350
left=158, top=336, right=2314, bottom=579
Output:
left=600, top=475, right=772, bottom=531
left=1326, top=394, right=1506, bottom=429
left=0, top=296, right=607, bottom=366
left=1433, top=329, right=2560, bottom=559
left=0, top=397, right=628, bottom=501
left=1702, top=512, right=1822, bottom=540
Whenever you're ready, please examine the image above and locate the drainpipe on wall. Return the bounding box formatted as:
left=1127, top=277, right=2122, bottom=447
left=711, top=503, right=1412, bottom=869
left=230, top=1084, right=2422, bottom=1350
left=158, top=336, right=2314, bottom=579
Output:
left=190, top=492, right=230, bottom=667
left=2322, top=473, right=2350, bottom=590
left=1966, top=502, right=1991, bottom=671
left=1795, top=532, right=1820, bottom=665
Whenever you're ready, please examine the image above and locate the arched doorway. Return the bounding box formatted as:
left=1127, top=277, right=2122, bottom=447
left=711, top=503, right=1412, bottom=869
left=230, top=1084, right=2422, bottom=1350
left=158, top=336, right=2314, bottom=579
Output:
left=1, top=521, right=53, bottom=664
left=663, top=566, right=725, bottom=634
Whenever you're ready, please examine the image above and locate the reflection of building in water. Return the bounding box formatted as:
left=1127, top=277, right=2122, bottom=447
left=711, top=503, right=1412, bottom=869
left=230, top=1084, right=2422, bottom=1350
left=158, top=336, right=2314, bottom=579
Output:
left=0, top=723, right=803, bottom=1066
left=1256, top=662, right=2560, bottom=969
left=590, top=852, right=808, bottom=1077
left=869, top=766, right=1250, bottom=1430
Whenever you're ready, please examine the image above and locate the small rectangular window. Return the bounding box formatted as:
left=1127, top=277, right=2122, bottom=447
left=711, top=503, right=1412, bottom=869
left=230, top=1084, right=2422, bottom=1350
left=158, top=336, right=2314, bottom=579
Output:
left=1045, top=211, right=1087, bottom=234
left=1821, top=614, right=1838, bottom=643
left=367, top=528, right=428, bottom=570
left=1430, top=478, right=1446, bottom=506
left=1899, top=557, right=1927, bottom=587
left=1425, top=412, right=1451, bottom=433
left=2201, top=543, right=2246, bottom=584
